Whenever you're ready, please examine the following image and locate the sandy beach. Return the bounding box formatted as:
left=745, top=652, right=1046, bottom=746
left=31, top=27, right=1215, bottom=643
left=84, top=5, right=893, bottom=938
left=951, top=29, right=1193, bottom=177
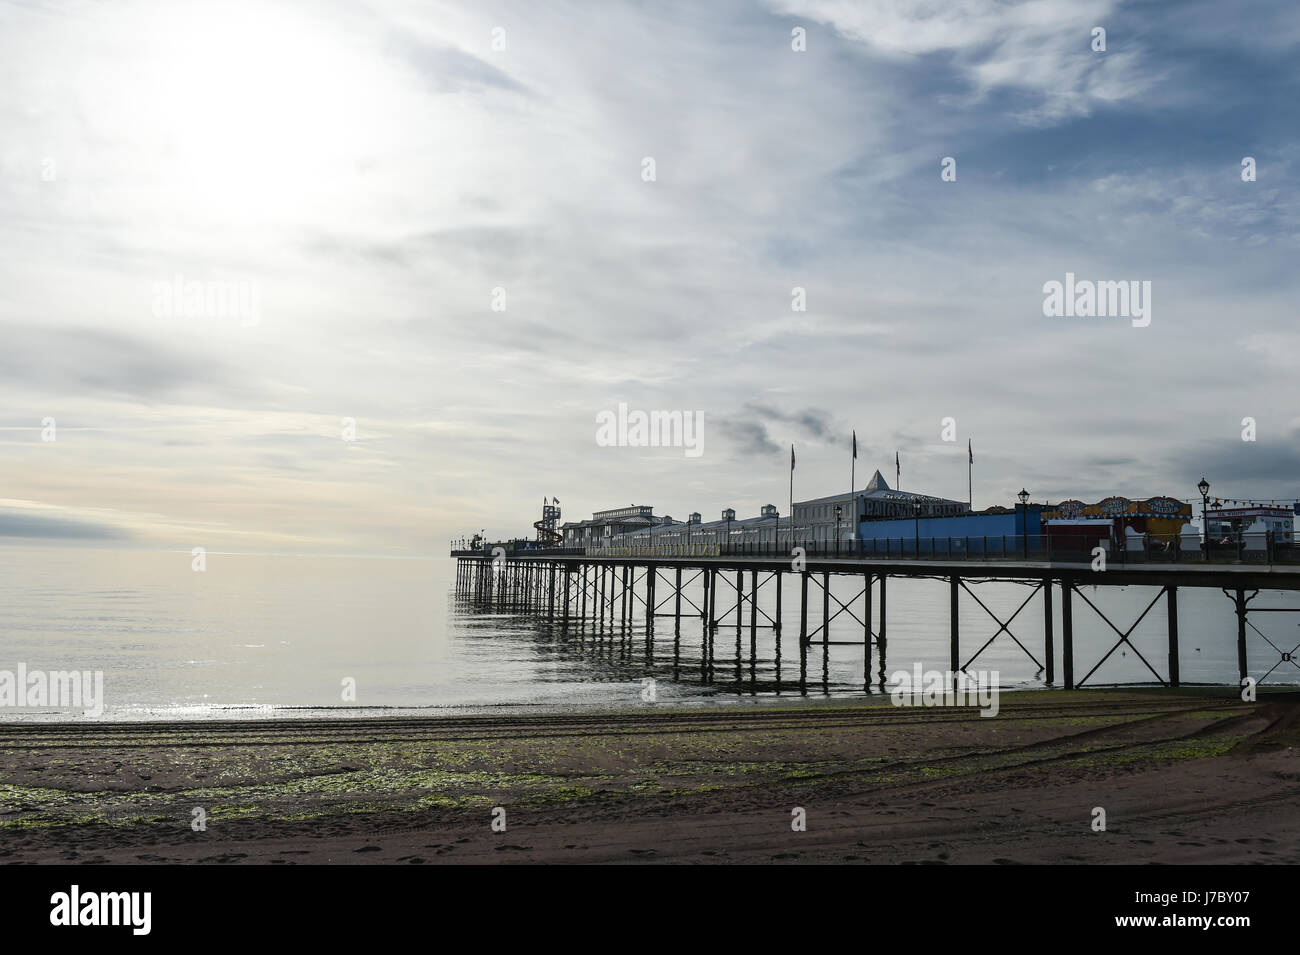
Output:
left=2, top=689, right=1297, bottom=865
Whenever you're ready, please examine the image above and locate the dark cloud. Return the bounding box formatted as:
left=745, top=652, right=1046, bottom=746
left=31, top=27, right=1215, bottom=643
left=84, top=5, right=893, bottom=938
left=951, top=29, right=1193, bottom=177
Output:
left=0, top=324, right=234, bottom=402
left=716, top=416, right=780, bottom=456
left=1163, top=435, right=1300, bottom=498
left=0, top=508, right=128, bottom=540
left=718, top=403, right=839, bottom=457
left=743, top=402, right=836, bottom=440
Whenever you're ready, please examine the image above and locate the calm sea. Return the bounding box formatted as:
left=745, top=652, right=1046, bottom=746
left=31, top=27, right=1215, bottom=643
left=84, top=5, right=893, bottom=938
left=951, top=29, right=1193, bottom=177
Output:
left=0, top=545, right=1294, bottom=721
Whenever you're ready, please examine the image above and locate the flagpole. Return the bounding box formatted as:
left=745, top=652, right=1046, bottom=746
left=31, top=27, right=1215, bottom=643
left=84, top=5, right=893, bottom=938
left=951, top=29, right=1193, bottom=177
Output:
left=968, top=440, right=973, bottom=513
left=789, top=444, right=795, bottom=550
left=850, top=431, right=856, bottom=543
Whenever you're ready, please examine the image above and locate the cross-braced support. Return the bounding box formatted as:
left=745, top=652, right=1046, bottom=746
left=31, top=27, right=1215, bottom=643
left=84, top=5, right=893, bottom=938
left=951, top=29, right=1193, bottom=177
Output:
left=1223, top=589, right=1300, bottom=687
left=957, top=578, right=1046, bottom=673
left=1071, top=584, right=1174, bottom=688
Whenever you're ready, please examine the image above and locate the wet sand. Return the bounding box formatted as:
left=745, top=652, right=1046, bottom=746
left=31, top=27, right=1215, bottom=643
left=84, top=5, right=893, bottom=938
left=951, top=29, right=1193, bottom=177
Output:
left=2, top=689, right=1297, bottom=864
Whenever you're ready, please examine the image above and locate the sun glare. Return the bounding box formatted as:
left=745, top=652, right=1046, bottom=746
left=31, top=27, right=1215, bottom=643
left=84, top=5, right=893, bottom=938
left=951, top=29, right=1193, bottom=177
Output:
left=123, top=3, right=400, bottom=223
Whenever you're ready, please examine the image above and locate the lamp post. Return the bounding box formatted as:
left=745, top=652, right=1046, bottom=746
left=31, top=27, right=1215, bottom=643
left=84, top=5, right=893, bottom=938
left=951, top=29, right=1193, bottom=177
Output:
left=1018, top=488, right=1030, bottom=559
left=834, top=504, right=842, bottom=555
left=1198, top=477, right=1210, bottom=561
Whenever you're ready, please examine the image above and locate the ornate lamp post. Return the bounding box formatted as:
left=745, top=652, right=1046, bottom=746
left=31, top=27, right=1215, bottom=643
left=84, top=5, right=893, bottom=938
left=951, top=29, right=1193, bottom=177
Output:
left=1018, top=488, right=1030, bottom=558
left=1197, top=477, right=1210, bottom=561
left=834, top=504, right=842, bottom=554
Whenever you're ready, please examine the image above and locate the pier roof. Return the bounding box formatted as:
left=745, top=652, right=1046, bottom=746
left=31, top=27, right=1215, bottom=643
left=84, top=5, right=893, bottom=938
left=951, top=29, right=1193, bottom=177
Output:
left=798, top=469, right=961, bottom=507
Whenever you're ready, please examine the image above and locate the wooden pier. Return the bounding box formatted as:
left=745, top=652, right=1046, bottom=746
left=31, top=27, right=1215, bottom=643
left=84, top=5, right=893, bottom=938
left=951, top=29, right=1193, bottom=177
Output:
left=452, top=548, right=1300, bottom=695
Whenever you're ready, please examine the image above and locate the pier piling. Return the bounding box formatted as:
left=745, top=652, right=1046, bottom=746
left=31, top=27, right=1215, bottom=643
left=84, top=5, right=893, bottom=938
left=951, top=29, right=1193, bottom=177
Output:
left=451, top=548, right=1297, bottom=699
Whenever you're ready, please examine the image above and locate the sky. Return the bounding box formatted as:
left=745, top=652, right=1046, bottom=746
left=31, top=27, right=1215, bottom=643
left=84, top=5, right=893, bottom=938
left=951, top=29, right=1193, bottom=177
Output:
left=1, top=0, right=1297, bottom=555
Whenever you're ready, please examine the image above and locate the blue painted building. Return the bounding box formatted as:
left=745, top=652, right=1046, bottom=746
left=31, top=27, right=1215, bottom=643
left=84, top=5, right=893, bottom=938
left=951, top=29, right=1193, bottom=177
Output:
left=856, top=506, right=1044, bottom=555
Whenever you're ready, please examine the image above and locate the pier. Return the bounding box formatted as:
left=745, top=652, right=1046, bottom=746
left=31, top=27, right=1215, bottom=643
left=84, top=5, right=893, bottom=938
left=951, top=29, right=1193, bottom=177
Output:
left=452, top=545, right=1300, bottom=695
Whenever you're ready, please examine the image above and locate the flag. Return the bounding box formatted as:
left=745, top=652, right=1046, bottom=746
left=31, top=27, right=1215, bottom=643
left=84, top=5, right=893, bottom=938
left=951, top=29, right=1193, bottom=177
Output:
left=553, top=496, right=560, bottom=504
left=791, top=445, right=796, bottom=470
left=968, top=439, right=973, bottom=464
left=852, top=430, right=857, bottom=459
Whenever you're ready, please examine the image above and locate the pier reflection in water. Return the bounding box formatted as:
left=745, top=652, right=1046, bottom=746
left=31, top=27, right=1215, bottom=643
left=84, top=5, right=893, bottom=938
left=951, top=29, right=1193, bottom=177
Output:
left=453, top=557, right=1299, bottom=697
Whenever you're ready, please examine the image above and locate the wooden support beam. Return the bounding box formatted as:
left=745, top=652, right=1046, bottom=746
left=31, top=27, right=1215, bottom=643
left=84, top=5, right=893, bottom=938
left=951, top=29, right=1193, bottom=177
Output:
left=864, top=572, right=872, bottom=693
left=707, top=568, right=718, bottom=683
left=877, top=575, right=887, bottom=686
left=579, top=563, right=588, bottom=630
left=1061, top=579, right=1074, bottom=690
left=646, top=565, right=655, bottom=632
left=822, top=572, right=830, bottom=648
left=1166, top=585, right=1179, bottom=688
left=1236, top=588, right=1248, bottom=685
left=562, top=565, right=570, bottom=629
left=646, top=566, right=655, bottom=661
left=735, top=570, right=744, bottom=686
left=950, top=574, right=960, bottom=675
left=822, top=572, right=830, bottom=694
left=674, top=566, right=682, bottom=635
left=775, top=571, right=783, bottom=693
left=749, top=569, right=758, bottom=695
left=1044, top=578, right=1054, bottom=686
left=547, top=562, right=555, bottom=620
left=621, top=564, right=630, bottom=632
left=799, top=571, right=809, bottom=695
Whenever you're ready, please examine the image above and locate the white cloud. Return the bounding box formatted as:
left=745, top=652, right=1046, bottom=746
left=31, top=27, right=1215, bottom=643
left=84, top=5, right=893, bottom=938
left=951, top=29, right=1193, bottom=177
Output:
left=765, top=0, right=1156, bottom=122
left=0, top=0, right=1296, bottom=549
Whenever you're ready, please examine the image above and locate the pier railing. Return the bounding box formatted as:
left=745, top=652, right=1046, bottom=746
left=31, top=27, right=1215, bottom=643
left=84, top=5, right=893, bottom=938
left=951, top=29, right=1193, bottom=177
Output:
left=456, top=532, right=1299, bottom=565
